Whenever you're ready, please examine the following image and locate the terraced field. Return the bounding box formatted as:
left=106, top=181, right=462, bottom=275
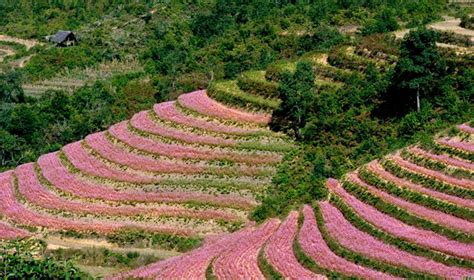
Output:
left=113, top=123, right=474, bottom=279
left=2, top=39, right=471, bottom=278
left=22, top=59, right=144, bottom=97
left=0, top=86, right=292, bottom=275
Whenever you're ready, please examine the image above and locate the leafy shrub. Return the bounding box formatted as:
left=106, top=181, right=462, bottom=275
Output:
left=360, top=8, right=400, bottom=35
left=0, top=239, right=90, bottom=279
left=460, top=14, right=474, bottom=30
left=106, top=229, right=202, bottom=252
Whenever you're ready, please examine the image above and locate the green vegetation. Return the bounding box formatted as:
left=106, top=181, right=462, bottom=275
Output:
left=257, top=247, right=284, bottom=280
left=383, top=28, right=447, bottom=114
left=0, top=0, right=463, bottom=172
left=0, top=239, right=90, bottom=279
left=460, top=14, right=474, bottom=30
left=106, top=229, right=202, bottom=252
left=254, top=26, right=472, bottom=220
left=46, top=247, right=160, bottom=270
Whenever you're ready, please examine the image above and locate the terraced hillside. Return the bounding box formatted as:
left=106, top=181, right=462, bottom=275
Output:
left=113, top=123, right=474, bottom=279
left=0, top=88, right=292, bottom=275
left=22, top=59, right=144, bottom=97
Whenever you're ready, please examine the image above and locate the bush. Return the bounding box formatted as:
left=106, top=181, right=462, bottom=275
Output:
left=0, top=239, right=90, bottom=279
left=460, top=14, right=474, bottom=30
left=105, top=229, right=202, bottom=252
left=360, top=8, right=399, bottom=36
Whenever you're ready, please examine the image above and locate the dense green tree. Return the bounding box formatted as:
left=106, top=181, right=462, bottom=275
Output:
left=0, top=71, right=24, bottom=103
left=360, top=8, right=399, bottom=35
left=383, top=27, right=446, bottom=115
left=0, top=239, right=90, bottom=279
left=270, top=61, right=315, bottom=139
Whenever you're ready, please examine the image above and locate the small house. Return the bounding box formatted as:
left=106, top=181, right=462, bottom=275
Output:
left=49, top=31, right=77, bottom=47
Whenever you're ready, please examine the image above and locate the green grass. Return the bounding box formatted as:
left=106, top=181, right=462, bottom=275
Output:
left=208, top=80, right=280, bottom=112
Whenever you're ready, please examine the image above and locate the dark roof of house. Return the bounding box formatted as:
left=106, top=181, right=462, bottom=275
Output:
left=51, top=31, right=75, bottom=44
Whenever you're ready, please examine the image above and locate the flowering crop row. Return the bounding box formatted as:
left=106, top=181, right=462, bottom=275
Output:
left=264, top=211, right=324, bottom=279
left=409, top=146, right=474, bottom=171
left=0, top=221, right=30, bottom=239
left=347, top=172, right=474, bottom=235
left=15, top=163, right=240, bottom=222
left=367, top=161, right=474, bottom=210
left=327, top=178, right=474, bottom=260
left=298, top=204, right=398, bottom=279
left=111, top=226, right=257, bottom=279
left=390, top=154, right=474, bottom=190
left=131, top=110, right=237, bottom=146
left=458, top=123, right=474, bottom=134
left=94, top=129, right=274, bottom=177
left=63, top=141, right=156, bottom=184
left=109, top=121, right=281, bottom=165
left=178, top=90, right=271, bottom=124
left=437, top=138, right=474, bottom=153
left=212, top=218, right=280, bottom=280
left=154, top=101, right=262, bottom=135
left=320, top=201, right=474, bottom=279
left=38, top=153, right=257, bottom=209
left=86, top=132, right=203, bottom=174
left=0, top=171, right=191, bottom=235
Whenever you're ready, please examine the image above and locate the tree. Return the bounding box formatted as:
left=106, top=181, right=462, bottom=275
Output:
left=360, top=8, right=399, bottom=35
left=0, top=239, right=89, bottom=279
left=0, top=71, right=24, bottom=103
left=270, top=61, right=315, bottom=140
left=382, top=27, right=446, bottom=115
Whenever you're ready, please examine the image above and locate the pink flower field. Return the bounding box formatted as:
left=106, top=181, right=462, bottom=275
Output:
left=154, top=101, right=263, bottom=135
left=178, top=90, right=271, bottom=124
left=1, top=88, right=472, bottom=280
left=39, top=152, right=257, bottom=210
left=458, top=123, right=474, bottom=134
left=109, top=121, right=281, bottom=164
left=320, top=201, right=474, bottom=279
left=299, top=205, right=400, bottom=279
left=327, top=178, right=474, bottom=260
left=409, top=146, right=474, bottom=170
left=264, top=211, right=325, bottom=280
left=367, top=161, right=474, bottom=209
left=346, top=172, right=474, bottom=234
left=437, top=138, right=474, bottom=153
left=390, top=153, right=474, bottom=189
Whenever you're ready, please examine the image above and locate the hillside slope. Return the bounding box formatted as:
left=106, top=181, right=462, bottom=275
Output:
left=0, top=88, right=293, bottom=275
left=113, top=124, right=474, bottom=279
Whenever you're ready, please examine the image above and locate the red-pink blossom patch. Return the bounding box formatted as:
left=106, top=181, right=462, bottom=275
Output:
left=367, top=161, right=474, bottom=209
left=131, top=110, right=237, bottom=146
left=327, top=178, right=474, bottom=260
left=154, top=101, right=262, bottom=135
left=178, top=90, right=271, bottom=124
left=264, top=211, right=325, bottom=279
left=320, top=201, right=474, bottom=279
left=299, top=204, right=400, bottom=279
left=347, top=171, right=474, bottom=234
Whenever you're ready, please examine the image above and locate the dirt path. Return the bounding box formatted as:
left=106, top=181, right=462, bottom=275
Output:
left=395, top=17, right=474, bottom=42
left=16, top=55, right=32, bottom=68
left=428, top=17, right=474, bottom=41
left=0, top=34, right=40, bottom=50
left=0, top=47, right=15, bottom=62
